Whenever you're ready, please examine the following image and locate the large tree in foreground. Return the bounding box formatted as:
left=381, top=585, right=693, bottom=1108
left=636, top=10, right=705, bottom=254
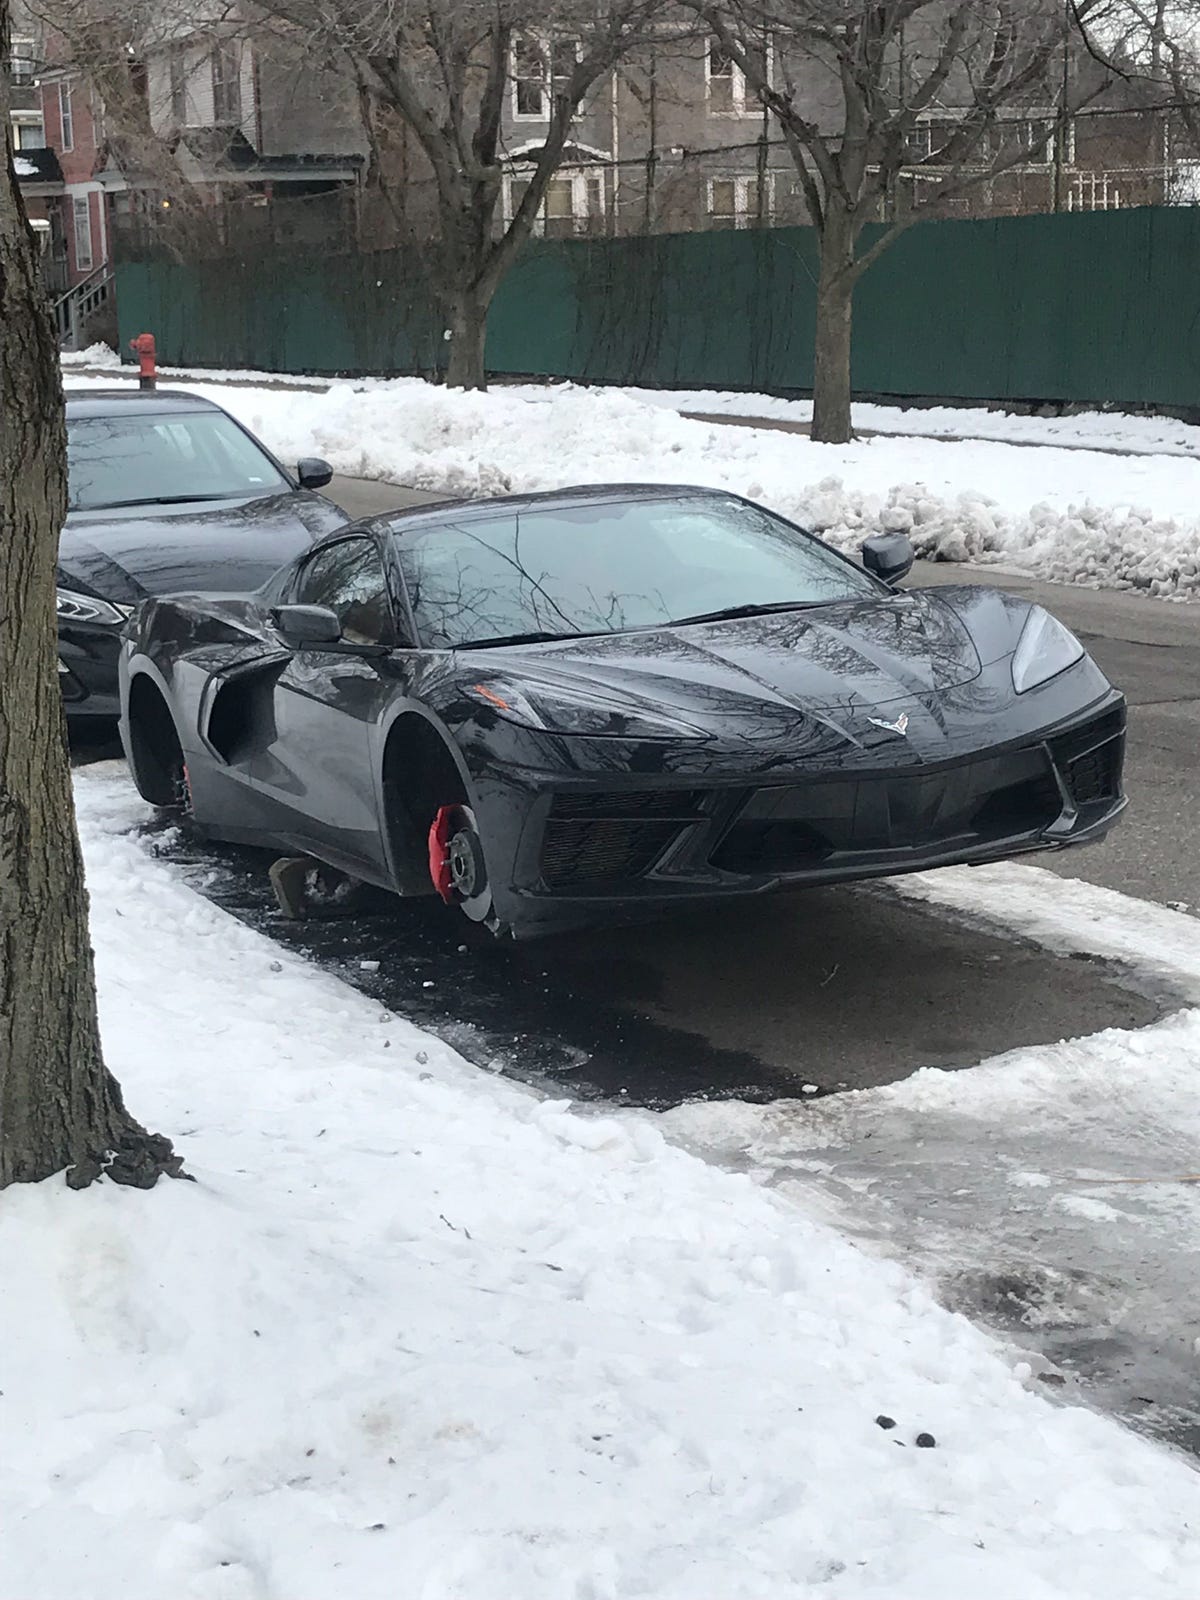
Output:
left=0, top=1, right=181, bottom=1188
left=698, top=0, right=1106, bottom=442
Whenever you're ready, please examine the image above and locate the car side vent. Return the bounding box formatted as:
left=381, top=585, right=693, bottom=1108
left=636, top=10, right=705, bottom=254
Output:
left=1067, top=744, right=1121, bottom=806
left=1048, top=706, right=1125, bottom=809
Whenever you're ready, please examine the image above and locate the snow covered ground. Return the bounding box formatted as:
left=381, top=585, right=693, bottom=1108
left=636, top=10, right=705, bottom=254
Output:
left=63, top=360, right=1200, bottom=600
left=2, top=762, right=1198, bottom=1600
left=624, top=385, right=1200, bottom=460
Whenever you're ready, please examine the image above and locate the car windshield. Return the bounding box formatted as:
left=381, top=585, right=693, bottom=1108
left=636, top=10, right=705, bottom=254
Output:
left=67, top=410, right=290, bottom=511
left=394, top=496, right=883, bottom=649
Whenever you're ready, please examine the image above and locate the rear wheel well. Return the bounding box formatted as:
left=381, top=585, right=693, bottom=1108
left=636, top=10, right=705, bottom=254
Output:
left=127, top=675, right=185, bottom=808
left=382, top=715, right=468, bottom=896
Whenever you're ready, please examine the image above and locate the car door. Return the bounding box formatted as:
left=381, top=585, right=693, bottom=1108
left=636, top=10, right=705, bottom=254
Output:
left=267, top=532, right=399, bottom=880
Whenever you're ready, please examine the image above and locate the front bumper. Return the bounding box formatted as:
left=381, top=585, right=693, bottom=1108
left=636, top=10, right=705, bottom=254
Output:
left=477, top=695, right=1127, bottom=936
left=58, top=624, right=122, bottom=720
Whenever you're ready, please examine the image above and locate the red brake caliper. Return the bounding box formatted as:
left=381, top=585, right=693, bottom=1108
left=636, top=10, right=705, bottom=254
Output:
left=428, top=805, right=459, bottom=903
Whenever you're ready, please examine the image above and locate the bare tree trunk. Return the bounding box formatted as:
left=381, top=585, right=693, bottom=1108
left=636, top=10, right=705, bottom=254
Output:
left=0, top=22, right=183, bottom=1191
left=810, top=205, right=856, bottom=445
left=444, top=285, right=491, bottom=390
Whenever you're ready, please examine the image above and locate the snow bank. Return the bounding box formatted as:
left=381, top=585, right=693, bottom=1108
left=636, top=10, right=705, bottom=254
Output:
left=61, top=341, right=123, bottom=369
left=1, top=762, right=1198, bottom=1600
left=63, top=369, right=1200, bottom=599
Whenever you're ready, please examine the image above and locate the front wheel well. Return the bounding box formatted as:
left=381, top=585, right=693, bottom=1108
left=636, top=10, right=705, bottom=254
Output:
left=382, top=715, right=469, bottom=895
left=126, top=674, right=185, bottom=808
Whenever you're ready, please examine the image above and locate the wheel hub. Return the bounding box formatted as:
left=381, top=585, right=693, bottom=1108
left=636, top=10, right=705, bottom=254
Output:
left=447, top=829, right=480, bottom=897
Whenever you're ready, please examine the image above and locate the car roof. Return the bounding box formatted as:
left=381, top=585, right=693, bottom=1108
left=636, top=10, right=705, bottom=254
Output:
left=65, top=388, right=224, bottom=419
left=372, top=483, right=731, bottom=537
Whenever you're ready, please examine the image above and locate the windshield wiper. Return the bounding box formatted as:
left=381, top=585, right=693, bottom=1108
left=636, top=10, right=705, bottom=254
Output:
left=456, top=628, right=610, bottom=650
left=668, top=600, right=831, bottom=628
left=75, top=493, right=245, bottom=510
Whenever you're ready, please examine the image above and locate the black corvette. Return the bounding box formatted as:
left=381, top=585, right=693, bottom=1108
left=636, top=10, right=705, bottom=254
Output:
left=119, top=485, right=1126, bottom=937
left=58, top=388, right=346, bottom=720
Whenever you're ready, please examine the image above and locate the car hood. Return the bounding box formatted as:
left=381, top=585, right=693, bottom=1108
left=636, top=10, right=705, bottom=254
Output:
left=469, top=589, right=999, bottom=718
left=57, top=490, right=349, bottom=604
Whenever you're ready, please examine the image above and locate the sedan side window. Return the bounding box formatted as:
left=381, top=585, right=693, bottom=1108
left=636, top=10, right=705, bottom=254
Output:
left=295, top=537, right=395, bottom=646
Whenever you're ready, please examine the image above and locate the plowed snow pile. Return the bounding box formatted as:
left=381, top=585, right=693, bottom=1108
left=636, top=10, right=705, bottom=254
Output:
left=63, top=370, right=1200, bottom=597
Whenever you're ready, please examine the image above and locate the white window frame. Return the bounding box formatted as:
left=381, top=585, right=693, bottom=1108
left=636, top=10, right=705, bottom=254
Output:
left=59, top=81, right=74, bottom=152
left=503, top=165, right=606, bottom=235
left=9, top=37, right=36, bottom=85
left=705, top=35, right=771, bottom=118
left=13, top=110, right=45, bottom=149
left=908, top=111, right=1068, bottom=169
left=905, top=122, right=935, bottom=162
left=211, top=41, right=242, bottom=127
left=707, top=173, right=773, bottom=228
left=511, top=35, right=581, bottom=123
left=998, top=114, right=1062, bottom=168
left=72, top=194, right=93, bottom=271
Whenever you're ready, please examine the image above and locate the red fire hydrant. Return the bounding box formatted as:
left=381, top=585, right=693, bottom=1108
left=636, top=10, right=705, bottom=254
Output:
left=129, top=332, right=157, bottom=391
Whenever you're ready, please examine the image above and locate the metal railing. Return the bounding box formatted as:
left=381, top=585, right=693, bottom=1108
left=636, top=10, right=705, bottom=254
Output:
left=50, top=263, right=114, bottom=350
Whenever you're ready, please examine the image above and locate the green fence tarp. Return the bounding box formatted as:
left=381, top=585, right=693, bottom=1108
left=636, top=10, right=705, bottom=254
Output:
left=116, top=207, right=1200, bottom=409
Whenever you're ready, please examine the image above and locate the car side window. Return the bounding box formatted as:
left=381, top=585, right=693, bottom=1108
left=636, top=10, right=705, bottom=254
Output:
left=294, top=537, right=395, bottom=646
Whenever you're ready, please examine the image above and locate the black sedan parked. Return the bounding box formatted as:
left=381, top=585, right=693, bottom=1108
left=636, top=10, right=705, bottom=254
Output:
left=58, top=388, right=347, bottom=720
left=119, top=485, right=1126, bottom=938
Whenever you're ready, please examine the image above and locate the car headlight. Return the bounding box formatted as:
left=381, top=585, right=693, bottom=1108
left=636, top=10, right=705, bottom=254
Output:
left=466, top=678, right=709, bottom=741
left=1011, top=606, right=1085, bottom=693
left=56, top=588, right=133, bottom=627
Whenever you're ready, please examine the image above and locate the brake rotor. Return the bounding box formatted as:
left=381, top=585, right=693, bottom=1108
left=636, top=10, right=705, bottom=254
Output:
left=428, top=804, right=496, bottom=927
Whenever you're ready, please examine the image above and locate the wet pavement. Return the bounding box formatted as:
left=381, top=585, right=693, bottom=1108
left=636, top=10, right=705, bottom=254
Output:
left=138, top=817, right=1165, bottom=1108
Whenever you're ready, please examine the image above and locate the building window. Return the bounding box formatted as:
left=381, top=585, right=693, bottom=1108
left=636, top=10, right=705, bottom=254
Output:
left=16, top=119, right=45, bottom=149
left=170, top=48, right=188, bottom=126
left=707, top=173, right=772, bottom=228
left=211, top=43, right=242, bottom=126
left=8, top=38, right=36, bottom=85
left=704, top=37, right=769, bottom=117
left=908, top=113, right=1065, bottom=168
left=904, top=123, right=933, bottom=162
left=505, top=167, right=605, bottom=236
left=59, top=81, right=74, bottom=151
left=513, top=37, right=546, bottom=118
left=73, top=195, right=93, bottom=271
left=997, top=116, right=1059, bottom=165
left=512, top=36, right=579, bottom=121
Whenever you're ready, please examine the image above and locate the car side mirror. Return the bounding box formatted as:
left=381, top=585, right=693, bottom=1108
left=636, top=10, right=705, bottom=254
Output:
left=861, top=532, right=915, bottom=585
left=297, top=457, right=333, bottom=490
left=272, top=603, right=342, bottom=647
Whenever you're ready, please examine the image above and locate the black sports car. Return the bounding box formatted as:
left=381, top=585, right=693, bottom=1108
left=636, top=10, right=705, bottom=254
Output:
left=119, top=485, right=1126, bottom=938
left=58, top=388, right=347, bottom=720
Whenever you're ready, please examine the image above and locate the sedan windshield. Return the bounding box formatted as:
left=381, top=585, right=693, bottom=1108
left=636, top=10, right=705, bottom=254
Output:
left=394, top=496, right=882, bottom=649
left=67, top=411, right=290, bottom=511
